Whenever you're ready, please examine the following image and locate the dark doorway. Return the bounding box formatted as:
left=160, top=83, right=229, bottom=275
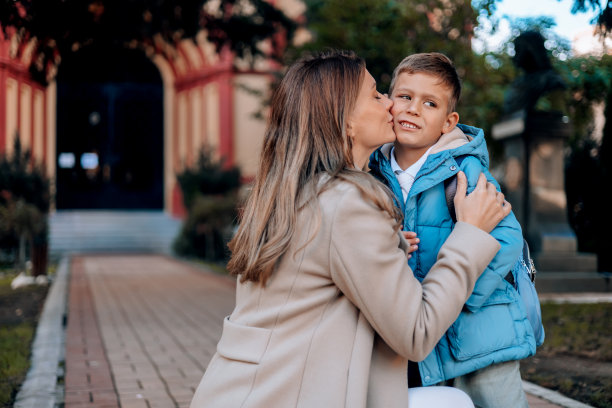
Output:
left=56, top=46, right=164, bottom=209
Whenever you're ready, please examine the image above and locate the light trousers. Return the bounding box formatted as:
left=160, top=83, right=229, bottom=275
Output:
left=408, top=386, right=475, bottom=407
left=452, top=360, right=528, bottom=408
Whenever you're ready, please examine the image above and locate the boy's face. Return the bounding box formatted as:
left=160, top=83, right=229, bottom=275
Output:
left=390, top=72, right=459, bottom=157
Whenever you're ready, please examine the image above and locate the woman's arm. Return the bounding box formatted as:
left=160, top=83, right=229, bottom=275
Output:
left=328, top=177, right=503, bottom=361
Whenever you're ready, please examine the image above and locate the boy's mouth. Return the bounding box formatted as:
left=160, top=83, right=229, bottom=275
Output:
left=398, top=120, right=420, bottom=130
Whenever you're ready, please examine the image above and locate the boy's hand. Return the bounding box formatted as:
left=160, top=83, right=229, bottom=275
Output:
left=402, top=231, right=419, bottom=259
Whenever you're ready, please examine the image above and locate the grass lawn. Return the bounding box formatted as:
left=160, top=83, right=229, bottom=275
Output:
left=0, top=271, right=49, bottom=407
left=520, top=302, right=612, bottom=408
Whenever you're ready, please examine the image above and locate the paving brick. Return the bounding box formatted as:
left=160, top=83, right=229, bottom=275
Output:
left=118, top=401, right=149, bottom=408
left=64, top=258, right=120, bottom=406
left=64, top=254, right=573, bottom=408
left=64, top=390, right=92, bottom=404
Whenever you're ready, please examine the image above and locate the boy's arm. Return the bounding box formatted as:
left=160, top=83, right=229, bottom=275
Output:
left=461, top=163, right=523, bottom=312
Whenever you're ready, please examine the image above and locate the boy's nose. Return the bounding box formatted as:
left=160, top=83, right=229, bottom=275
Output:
left=406, top=102, right=419, bottom=115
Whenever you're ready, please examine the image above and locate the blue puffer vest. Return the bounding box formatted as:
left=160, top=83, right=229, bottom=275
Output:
left=369, top=124, right=536, bottom=385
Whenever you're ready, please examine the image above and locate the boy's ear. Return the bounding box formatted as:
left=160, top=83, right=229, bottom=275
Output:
left=442, top=112, right=460, bottom=134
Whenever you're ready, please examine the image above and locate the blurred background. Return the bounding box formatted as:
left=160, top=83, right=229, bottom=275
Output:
left=1, top=2, right=611, bottom=407
left=0, top=0, right=610, bottom=269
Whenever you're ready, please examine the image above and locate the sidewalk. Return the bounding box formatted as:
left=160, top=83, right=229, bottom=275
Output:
left=62, top=254, right=580, bottom=408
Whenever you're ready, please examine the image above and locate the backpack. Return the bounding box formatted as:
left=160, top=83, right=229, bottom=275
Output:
left=444, top=158, right=545, bottom=347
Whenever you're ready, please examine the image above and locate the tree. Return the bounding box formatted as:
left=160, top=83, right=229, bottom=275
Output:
left=289, top=0, right=512, bottom=162
left=0, top=0, right=296, bottom=84
left=291, top=0, right=490, bottom=90
left=293, top=0, right=612, bottom=266
left=568, top=0, right=611, bottom=35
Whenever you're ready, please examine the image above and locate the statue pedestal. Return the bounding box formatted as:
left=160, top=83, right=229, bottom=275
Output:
left=492, top=111, right=597, bottom=272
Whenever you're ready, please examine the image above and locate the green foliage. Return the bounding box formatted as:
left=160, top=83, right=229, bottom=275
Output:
left=176, top=148, right=241, bottom=210
left=521, top=301, right=612, bottom=408
left=293, top=0, right=612, bottom=262
left=292, top=0, right=488, bottom=92
left=539, top=302, right=612, bottom=360
left=555, top=55, right=612, bottom=146
left=569, top=0, right=611, bottom=34
left=173, top=194, right=238, bottom=262
left=557, top=55, right=612, bottom=264
left=0, top=0, right=296, bottom=84
left=0, top=324, right=34, bottom=407
left=0, top=138, right=50, bottom=271
left=201, top=0, right=297, bottom=62
left=475, top=19, right=612, bottom=262
left=289, top=0, right=514, bottom=161
left=174, top=148, right=241, bottom=262
left=0, top=138, right=50, bottom=214
left=0, top=270, right=49, bottom=407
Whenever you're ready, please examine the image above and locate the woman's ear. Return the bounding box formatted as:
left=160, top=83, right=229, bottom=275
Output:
left=346, top=119, right=355, bottom=140
left=442, top=112, right=460, bottom=134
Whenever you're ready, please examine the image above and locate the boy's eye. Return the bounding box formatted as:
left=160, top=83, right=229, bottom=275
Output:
left=425, top=101, right=437, bottom=107
left=398, top=95, right=411, bottom=100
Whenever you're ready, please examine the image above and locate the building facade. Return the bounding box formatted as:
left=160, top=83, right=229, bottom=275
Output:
left=0, top=0, right=303, bottom=217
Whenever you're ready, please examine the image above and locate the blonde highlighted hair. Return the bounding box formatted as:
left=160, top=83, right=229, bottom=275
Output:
left=227, top=50, right=401, bottom=284
left=389, top=52, right=461, bottom=112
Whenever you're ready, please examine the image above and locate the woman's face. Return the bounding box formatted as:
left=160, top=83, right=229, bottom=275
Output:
left=347, top=70, right=395, bottom=168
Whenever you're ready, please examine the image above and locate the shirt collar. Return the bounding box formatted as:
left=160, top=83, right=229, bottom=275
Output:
left=390, top=146, right=434, bottom=177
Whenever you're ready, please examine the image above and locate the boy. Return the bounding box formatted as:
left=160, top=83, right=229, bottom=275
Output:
left=369, top=53, right=536, bottom=407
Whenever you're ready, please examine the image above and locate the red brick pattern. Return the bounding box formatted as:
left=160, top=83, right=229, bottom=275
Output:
left=65, top=257, right=119, bottom=407
left=64, top=254, right=564, bottom=408
left=65, top=255, right=235, bottom=408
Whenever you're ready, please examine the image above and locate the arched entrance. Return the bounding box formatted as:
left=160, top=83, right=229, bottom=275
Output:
left=56, top=46, right=164, bottom=209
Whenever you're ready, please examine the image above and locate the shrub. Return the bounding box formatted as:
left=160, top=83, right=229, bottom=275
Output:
left=176, top=148, right=241, bottom=210
left=0, top=138, right=50, bottom=213
left=173, top=148, right=241, bottom=262
left=0, top=137, right=50, bottom=274
left=173, top=194, right=238, bottom=261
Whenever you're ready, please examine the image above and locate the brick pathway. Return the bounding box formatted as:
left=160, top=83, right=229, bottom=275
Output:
left=64, top=254, right=566, bottom=408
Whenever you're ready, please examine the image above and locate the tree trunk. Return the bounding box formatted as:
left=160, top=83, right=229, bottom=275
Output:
left=32, top=242, right=48, bottom=276
left=18, top=233, right=26, bottom=273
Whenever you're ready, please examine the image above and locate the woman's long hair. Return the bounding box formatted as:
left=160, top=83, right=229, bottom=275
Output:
left=228, top=50, right=401, bottom=284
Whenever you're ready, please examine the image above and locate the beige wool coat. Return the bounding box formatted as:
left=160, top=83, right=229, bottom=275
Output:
left=190, top=179, right=500, bottom=408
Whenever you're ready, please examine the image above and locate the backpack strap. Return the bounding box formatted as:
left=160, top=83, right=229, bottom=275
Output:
left=444, top=160, right=544, bottom=346
left=443, top=156, right=467, bottom=224
left=443, top=156, right=516, bottom=287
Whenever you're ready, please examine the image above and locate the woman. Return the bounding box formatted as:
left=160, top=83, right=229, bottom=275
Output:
left=190, top=50, right=511, bottom=408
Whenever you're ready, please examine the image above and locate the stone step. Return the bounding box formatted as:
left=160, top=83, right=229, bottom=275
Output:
left=49, top=210, right=182, bottom=256
left=541, top=232, right=577, bottom=253
left=535, top=272, right=611, bottom=293
left=534, top=252, right=598, bottom=272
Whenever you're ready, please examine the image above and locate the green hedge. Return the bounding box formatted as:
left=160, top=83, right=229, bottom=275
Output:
left=0, top=137, right=50, bottom=273
left=173, top=148, right=241, bottom=262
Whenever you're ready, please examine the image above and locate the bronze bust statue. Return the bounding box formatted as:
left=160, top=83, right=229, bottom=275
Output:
left=503, top=31, right=566, bottom=114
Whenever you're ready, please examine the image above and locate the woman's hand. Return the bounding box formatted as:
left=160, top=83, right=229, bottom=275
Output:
left=402, top=231, right=419, bottom=259
left=454, top=171, right=511, bottom=233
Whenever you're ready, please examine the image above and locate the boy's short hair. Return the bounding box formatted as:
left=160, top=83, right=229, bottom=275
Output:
left=389, top=52, right=461, bottom=113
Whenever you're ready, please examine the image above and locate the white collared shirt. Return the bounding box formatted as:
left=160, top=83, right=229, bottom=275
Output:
left=390, top=146, right=434, bottom=202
